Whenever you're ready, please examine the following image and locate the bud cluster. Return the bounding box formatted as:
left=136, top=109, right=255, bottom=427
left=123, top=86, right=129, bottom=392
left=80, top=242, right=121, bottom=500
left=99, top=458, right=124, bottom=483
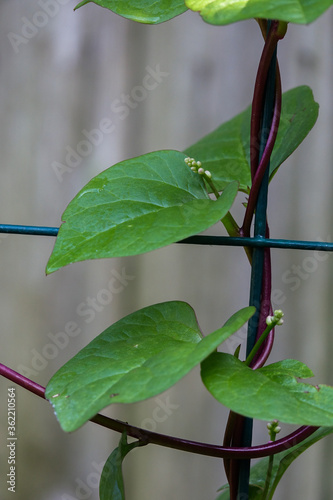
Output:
left=267, top=419, right=281, bottom=441
left=266, top=309, right=284, bottom=327
left=184, top=157, right=212, bottom=179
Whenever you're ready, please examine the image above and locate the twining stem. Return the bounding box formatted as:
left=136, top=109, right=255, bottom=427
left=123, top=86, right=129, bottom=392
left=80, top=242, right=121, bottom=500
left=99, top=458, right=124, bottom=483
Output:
left=230, top=21, right=287, bottom=499
left=249, top=21, right=286, bottom=180
left=224, top=412, right=247, bottom=499
left=241, top=68, right=282, bottom=238
left=223, top=410, right=238, bottom=480
left=249, top=242, right=275, bottom=369
left=0, top=361, right=318, bottom=459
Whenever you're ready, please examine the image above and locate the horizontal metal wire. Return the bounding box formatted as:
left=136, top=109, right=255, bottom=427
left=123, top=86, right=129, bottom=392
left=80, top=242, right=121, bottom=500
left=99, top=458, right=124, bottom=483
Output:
left=0, top=224, right=59, bottom=236
left=180, top=235, right=333, bottom=251
left=0, top=224, right=332, bottom=252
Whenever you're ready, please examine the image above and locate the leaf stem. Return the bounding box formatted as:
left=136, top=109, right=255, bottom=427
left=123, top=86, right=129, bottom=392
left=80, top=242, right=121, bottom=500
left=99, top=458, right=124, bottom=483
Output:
left=203, top=172, right=241, bottom=238
left=221, top=212, right=241, bottom=238
left=244, top=311, right=281, bottom=368
left=203, top=174, right=221, bottom=200
left=262, top=454, right=274, bottom=499
left=261, top=421, right=281, bottom=499
left=184, top=157, right=241, bottom=240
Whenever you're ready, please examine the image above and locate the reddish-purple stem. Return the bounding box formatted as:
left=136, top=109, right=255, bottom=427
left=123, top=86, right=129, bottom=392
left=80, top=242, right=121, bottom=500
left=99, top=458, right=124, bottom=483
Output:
left=226, top=22, right=283, bottom=495
left=242, top=68, right=282, bottom=238
left=250, top=21, right=281, bottom=180
left=0, top=362, right=45, bottom=397
left=0, top=362, right=318, bottom=459
left=227, top=414, right=246, bottom=500
left=250, top=228, right=275, bottom=369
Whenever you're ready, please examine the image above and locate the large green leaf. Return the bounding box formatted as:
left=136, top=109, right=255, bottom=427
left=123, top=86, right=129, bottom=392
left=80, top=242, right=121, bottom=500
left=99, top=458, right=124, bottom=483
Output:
left=100, top=433, right=145, bottom=500
left=74, top=0, right=187, bottom=24
left=184, top=86, right=319, bottom=192
left=46, top=150, right=237, bottom=274
left=201, top=354, right=333, bottom=426
left=216, top=427, right=333, bottom=500
left=46, top=302, right=254, bottom=432
left=186, top=0, right=333, bottom=25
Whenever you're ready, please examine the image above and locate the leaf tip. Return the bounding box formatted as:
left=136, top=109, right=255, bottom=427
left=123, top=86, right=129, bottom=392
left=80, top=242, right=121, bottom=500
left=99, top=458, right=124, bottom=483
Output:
left=74, top=0, right=90, bottom=11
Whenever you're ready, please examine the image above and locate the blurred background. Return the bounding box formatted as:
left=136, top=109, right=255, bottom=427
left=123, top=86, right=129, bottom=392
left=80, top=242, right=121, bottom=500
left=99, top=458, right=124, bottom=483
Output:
left=1, top=1, right=333, bottom=499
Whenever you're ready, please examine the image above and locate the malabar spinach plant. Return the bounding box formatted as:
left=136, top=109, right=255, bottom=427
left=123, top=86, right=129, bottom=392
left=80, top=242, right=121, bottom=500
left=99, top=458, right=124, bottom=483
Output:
left=2, top=1, right=333, bottom=499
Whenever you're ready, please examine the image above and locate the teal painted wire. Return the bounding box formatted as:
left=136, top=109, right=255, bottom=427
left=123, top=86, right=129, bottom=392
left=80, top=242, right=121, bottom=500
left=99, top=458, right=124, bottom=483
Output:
left=180, top=236, right=333, bottom=251
left=0, top=224, right=58, bottom=236
left=0, top=225, right=332, bottom=252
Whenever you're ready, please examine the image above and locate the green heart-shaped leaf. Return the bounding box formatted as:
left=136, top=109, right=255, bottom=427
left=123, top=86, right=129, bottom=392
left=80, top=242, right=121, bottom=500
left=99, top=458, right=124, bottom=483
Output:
left=100, top=432, right=145, bottom=500
left=184, top=86, right=319, bottom=192
left=46, top=150, right=238, bottom=274
left=202, top=353, right=333, bottom=426
left=46, top=302, right=254, bottom=432
left=186, top=0, right=333, bottom=25
left=75, top=0, right=188, bottom=24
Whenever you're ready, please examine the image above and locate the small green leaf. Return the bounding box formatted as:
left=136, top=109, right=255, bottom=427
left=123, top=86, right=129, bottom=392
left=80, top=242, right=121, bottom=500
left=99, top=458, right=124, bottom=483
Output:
left=100, top=432, right=145, bottom=500
left=264, top=427, right=333, bottom=499
left=45, top=302, right=254, bottom=432
left=201, top=353, right=333, bottom=426
left=184, top=86, right=319, bottom=193
left=74, top=0, right=187, bottom=24
left=185, top=0, right=333, bottom=25
left=216, top=427, right=333, bottom=500
left=46, top=150, right=238, bottom=274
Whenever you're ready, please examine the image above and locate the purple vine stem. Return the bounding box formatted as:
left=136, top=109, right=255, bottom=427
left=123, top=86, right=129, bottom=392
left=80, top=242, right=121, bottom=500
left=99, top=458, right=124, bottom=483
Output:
left=225, top=22, right=287, bottom=498
left=249, top=21, right=283, bottom=180
left=250, top=229, right=275, bottom=369
left=241, top=67, right=282, bottom=238
left=0, top=362, right=317, bottom=459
